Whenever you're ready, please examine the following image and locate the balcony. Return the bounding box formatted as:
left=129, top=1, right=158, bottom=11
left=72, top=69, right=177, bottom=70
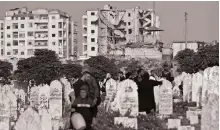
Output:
left=34, top=41, right=48, bottom=46
left=34, top=33, right=48, bottom=40
left=34, top=18, right=48, bottom=23
left=35, top=25, right=48, bottom=31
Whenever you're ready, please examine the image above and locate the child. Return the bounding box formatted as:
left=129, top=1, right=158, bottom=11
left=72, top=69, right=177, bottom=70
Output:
left=71, top=83, right=95, bottom=130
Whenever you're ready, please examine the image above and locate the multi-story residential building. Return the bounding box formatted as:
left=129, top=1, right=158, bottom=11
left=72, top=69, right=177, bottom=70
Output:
left=0, top=20, right=4, bottom=56
left=2, top=7, right=77, bottom=60
left=81, top=4, right=160, bottom=59
left=172, top=41, right=205, bottom=58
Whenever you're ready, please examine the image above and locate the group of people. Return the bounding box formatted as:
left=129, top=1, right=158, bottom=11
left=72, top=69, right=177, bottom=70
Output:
left=68, top=64, right=174, bottom=130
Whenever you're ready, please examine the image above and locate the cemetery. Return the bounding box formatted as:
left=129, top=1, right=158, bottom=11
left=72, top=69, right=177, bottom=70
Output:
left=0, top=45, right=218, bottom=130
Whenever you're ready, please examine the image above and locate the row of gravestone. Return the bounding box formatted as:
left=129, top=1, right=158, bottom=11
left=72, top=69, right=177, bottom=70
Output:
left=173, top=66, right=219, bottom=107
left=173, top=66, right=219, bottom=130
left=0, top=78, right=73, bottom=130
left=103, top=78, right=174, bottom=129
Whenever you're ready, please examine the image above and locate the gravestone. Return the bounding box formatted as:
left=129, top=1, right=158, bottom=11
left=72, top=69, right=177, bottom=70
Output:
left=201, top=67, right=211, bottom=106
left=0, top=116, right=9, bottom=130
left=159, top=79, right=173, bottom=115
left=118, top=79, right=138, bottom=117
left=190, top=115, right=199, bottom=125
left=18, top=89, right=26, bottom=103
left=208, top=66, right=219, bottom=95
left=201, top=93, right=219, bottom=130
left=105, top=78, right=117, bottom=111
left=191, top=73, right=197, bottom=102
left=60, top=78, right=73, bottom=105
left=183, top=74, right=192, bottom=102
left=15, top=107, right=41, bottom=130
left=50, top=80, right=62, bottom=119
left=114, top=117, right=138, bottom=129
left=30, top=86, right=39, bottom=108
left=41, top=112, right=52, bottom=130
left=186, top=111, right=198, bottom=120
left=38, top=84, right=50, bottom=115
left=168, top=119, right=181, bottom=129
left=154, top=84, right=160, bottom=112
left=178, top=126, right=195, bottom=130
left=6, top=91, right=17, bottom=119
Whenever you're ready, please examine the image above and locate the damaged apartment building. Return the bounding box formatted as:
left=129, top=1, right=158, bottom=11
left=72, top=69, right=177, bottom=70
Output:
left=81, top=4, right=163, bottom=60
left=0, top=7, right=78, bottom=60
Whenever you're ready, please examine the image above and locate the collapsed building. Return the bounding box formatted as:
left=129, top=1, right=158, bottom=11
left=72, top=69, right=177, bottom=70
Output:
left=81, top=4, right=163, bottom=60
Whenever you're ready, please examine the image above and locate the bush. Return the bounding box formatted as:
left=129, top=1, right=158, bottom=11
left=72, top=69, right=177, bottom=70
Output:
left=84, top=56, right=120, bottom=81
left=61, top=64, right=82, bottom=80
left=0, top=60, right=13, bottom=85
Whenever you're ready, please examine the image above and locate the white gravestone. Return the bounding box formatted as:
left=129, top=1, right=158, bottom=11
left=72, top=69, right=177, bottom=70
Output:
left=118, top=79, right=138, bottom=117
left=186, top=111, right=199, bottom=120
left=178, top=126, right=195, bottom=130
left=159, top=79, right=173, bottom=115
left=201, top=67, right=211, bottom=106
left=168, top=119, right=181, bottom=129
left=30, top=86, right=39, bottom=108
left=183, top=74, right=192, bottom=102
left=6, top=91, right=17, bottom=119
left=105, top=78, right=117, bottom=111
left=38, top=84, right=50, bottom=115
left=15, top=107, right=41, bottom=130
left=0, top=116, right=9, bottom=130
left=50, top=80, right=62, bottom=119
left=114, top=117, right=138, bottom=129
left=18, top=89, right=26, bottom=104
left=60, top=78, right=73, bottom=105
left=190, top=115, right=199, bottom=125
left=154, top=84, right=160, bottom=112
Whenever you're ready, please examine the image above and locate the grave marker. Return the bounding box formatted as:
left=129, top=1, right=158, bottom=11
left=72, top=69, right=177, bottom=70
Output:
left=168, top=119, right=181, bottom=129
left=190, top=115, right=199, bottom=125
left=159, top=79, right=173, bottom=115
left=38, top=84, right=50, bottom=115
left=50, top=80, right=62, bottom=119
left=178, top=126, right=195, bottom=130
left=30, top=86, right=39, bottom=108
left=114, top=117, right=137, bottom=129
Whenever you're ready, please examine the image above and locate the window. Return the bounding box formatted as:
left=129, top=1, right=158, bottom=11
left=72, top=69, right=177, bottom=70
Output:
left=28, top=49, right=34, bottom=55
left=13, top=40, right=18, bottom=46
left=84, top=45, right=87, bottom=51
left=0, top=23, right=3, bottom=30
left=128, top=13, right=131, bottom=17
left=28, top=32, right=33, bottom=37
left=12, top=23, right=18, bottom=29
left=13, top=49, right=18, bottom=55
left=1, top=49, right=3, bottom=56
left=128, top=22, right=131, bottom=25
left=7, top=26, right=10, bottom=29
left=52, top=42, right=56, bottom=45
left=29, top=23, right=33, bottom=28
left=28, top=41, right=32, bottom=45
left=21, top=17, right=25, bottom=20
left=52, top=25, right=55, bottom=28
left=19, top=32, right=25, bottom=38
left=13, top=32, right=18, bottom=38
left=128, top=29, right=132, bottom=34
left=7, top=52, right=11, bottom=55
left=91, top=30, right=95, bottom=34
left=7, top=42, right=10, bottom=46
left=21, top=51, right=24, bottom=55
left=29, top=16, right=34, bottom=20
left=91, top=38, right=95, bottom=42
left=19, top=40, right=25, bottom=46
left=91, top=12, right=95, bottom=15
left=52, top=34, right=56, bottom=37
left=7, top=34, right=10, bottom=38
left=58, top=22, right=62, bottom=28
left=91, top=47, right=95, bottom=51
left=1, top=32, right=3, bottom=38
left=52, top=16, right=55, bottom=19
left=21, top=24, right=24, bottom=28
left=59, top=31, right=62, bottom=37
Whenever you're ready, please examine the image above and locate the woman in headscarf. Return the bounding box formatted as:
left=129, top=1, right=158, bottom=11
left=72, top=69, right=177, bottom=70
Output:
left=138, top=72, right=163, bottom=114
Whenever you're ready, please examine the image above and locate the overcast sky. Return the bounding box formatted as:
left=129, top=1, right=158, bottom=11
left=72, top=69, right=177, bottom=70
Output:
left=0, top=1, right=218, bottom=46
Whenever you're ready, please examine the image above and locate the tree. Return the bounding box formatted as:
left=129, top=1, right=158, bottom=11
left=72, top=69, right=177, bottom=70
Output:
left=14, top=49, right=62, bottom=85
left=174, top=49, right=196, bottom=74
left=84, top=56, right=120, bottom=81
left=61, top=64, right=82, bottom=80
left=0, top=60, right=13, bottom=85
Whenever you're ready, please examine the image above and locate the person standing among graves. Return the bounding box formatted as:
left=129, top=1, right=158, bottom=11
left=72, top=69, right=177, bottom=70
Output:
left=71, top=84, right=95, bottom=130
left=80, top=64, right=101, bottom=125
left=101, top=73, right=112, bottom=93
left=138, top=72, right=163, bottom=114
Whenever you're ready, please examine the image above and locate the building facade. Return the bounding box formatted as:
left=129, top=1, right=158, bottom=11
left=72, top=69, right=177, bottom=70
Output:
left=1, top=7, right=77, bottom=60
left=172, top=41, right=205, bottom=58
left=0, top=20, right=4, bottom=56
left=81, top=4, right=160, bottom=59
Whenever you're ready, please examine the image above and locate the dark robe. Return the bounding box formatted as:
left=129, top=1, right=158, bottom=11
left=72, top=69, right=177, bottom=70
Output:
left=72, top=79, right=85, bottom=98
left=138, top=73, right=162, bottom=113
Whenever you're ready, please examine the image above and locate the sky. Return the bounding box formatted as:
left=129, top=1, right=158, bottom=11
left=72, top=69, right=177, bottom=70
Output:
left=0, top=1, right=218, bottom=49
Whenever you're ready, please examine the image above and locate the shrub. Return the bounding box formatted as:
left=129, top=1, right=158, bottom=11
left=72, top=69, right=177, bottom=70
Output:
left=0, top=60, right=13, bottom=85
left=84, top=56, right=120, bottom=81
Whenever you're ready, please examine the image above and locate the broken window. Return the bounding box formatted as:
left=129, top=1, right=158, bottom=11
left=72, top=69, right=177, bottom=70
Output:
left=91, top=12, right=95, bottom=16
left=91, top=38, right=95, bottom=42
left=91, top=30, right=95, bottom=34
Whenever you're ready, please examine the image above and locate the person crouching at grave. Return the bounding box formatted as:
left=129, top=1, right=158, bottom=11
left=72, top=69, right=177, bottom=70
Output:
left=138, top=72, right=163, bottom=114
left=71, top=84, right=95, bottom=130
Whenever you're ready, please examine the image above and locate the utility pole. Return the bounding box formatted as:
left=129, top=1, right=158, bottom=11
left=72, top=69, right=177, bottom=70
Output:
left=185, top=12, right=188, bottom=49
left=153, top=1, right=156, bottom=37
